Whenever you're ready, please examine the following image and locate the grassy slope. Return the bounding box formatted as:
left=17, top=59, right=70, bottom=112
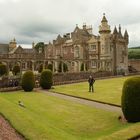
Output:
left=0, top=91, right=137, bottom=140
left=51, top=76, right=130, bottom=106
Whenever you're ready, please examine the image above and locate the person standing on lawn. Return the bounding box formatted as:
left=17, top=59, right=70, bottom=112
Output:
left=88, top=75, right=95, bottom=93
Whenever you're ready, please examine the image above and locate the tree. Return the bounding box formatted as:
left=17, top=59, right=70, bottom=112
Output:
left=12, top=65, right=20, bottom=75
left=40, top=69, right=53, bottom=89
left=34, top=42, right=45, bottom=53
left=21, top=70, right=35, bottom=92
left=0, top=64, right=8, bottom=76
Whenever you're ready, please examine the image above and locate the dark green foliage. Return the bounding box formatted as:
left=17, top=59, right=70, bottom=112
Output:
left=129, top=46, right=140, bottom=49
left=34, top=42, right=45, bottom=53
left=0, top=64, right=8, bottom=76
left=21, top=71, right=35, bottom=92
left=121, top=76, right=140, bottom=122
left=40, top=69, right=53, bottom=89
left=12, top=65, right=20, bottom=75
left=38, top=64, right=43, bottom=73
left=47, top=64, right=53, bottom=71
left=58, top=62, right=68, bottom=72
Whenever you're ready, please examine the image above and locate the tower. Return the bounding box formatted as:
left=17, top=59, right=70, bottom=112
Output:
left=124, top=30, right=129, bottom=44
left=9, top=38, right=17, bottom=51
left=99, top=13, right=111, bottom=55
left=32, top=41, right=35, bottom=48
left=118, top=24, right=123, bottom=38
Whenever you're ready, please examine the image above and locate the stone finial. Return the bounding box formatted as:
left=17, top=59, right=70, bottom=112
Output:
left=101, top=13, right=108, bottom=23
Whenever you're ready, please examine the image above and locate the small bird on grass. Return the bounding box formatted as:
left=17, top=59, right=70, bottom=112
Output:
left=18, top=101, right=25, bottom=108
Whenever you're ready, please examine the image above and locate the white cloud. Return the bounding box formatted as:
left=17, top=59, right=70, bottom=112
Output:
left=0, top=0, right=140, bottom=47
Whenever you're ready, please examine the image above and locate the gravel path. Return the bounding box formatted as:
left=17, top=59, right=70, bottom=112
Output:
left=0, top=115, right=24, bottom=140
left=39, top=89, right=122, bottom=113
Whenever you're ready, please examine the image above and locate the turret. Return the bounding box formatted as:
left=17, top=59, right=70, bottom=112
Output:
left=99, top=13, right=111, bottom=34
left=9, top=38, right=17, bottom=51
left=118, top=24, right=123, bottom=38
left=32, top=41, right=35, bottom=48
left=124, top=30, right=129, bottom=44
left=83, top=23, right=86, bottom=30
left=99, top=14, right=111, bottom=55
left=113, top=26, right=118, bottom=34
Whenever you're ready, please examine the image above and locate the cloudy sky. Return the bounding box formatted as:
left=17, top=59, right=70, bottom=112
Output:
left=0, top=0, right=140, bottom=48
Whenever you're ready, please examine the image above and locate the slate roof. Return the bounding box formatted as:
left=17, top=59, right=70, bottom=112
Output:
left=24, top=48, right=35, bottom=54
left=0, top=44, right=9, bottom=54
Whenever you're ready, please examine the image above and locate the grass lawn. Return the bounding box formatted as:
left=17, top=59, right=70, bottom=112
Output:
left=0, top=91, right=139, bottom=140
left=50, top=76, right=137, bottom=106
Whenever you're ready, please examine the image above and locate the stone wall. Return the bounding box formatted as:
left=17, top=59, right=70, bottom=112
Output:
left=0, top=71, right=113, bottom=88
left=128, top=59, right=140, bottom=72
left=53, top=71, right=113, bottom=85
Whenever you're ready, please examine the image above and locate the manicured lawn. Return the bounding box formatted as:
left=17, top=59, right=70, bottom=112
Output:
left=51, top=76, right=136, bottom=106
left=0, top=91, right=139, bottom=140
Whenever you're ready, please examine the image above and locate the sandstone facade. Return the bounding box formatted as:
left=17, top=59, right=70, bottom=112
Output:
left=0, top=14, right=129, bottom=74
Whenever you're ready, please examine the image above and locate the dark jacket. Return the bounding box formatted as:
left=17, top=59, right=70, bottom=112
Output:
left=88, top=77, right=95, bottom=85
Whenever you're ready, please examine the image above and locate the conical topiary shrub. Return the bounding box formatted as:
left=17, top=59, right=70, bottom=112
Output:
left=121, top=76, right=140, bottom=122
left=40, top=69, right=53, bottom=89
left=21, top=70, right=35, bottom=92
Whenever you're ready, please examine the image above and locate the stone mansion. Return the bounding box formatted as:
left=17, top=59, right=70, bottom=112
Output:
left=0, top=14, right=129, bottom=74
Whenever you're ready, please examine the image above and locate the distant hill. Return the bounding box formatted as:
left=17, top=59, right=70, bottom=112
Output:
left=129, top=46, right=140, bottom=49
left=128, top=46, right=140, bottom=59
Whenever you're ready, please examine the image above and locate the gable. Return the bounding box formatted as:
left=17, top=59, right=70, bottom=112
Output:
left=14, top=46, right=24, bottom=54
left=88, top=36, right=98, bottom=44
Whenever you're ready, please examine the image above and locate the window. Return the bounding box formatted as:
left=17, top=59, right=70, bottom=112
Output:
left=22, top=63, right=25, bottom=69
left=63, top=48, right=67, bottom=54
left=56, top=49, right=60, bottom=55
left=91, top=61, right=96, bottom=68
left=71, top=62, right=75, bottom=67
left=90, top=45, right=96, bottom=51
left=75, top=46, right=79, bottom=57
left=90, top=55, right=97, bottom=59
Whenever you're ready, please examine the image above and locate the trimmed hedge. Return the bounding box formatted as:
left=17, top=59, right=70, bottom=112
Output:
left=121, top=76, right=140, bottom=122
left=21, top=71, right=35, bottom=92
left=40, top=69, right=53, bottom=89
